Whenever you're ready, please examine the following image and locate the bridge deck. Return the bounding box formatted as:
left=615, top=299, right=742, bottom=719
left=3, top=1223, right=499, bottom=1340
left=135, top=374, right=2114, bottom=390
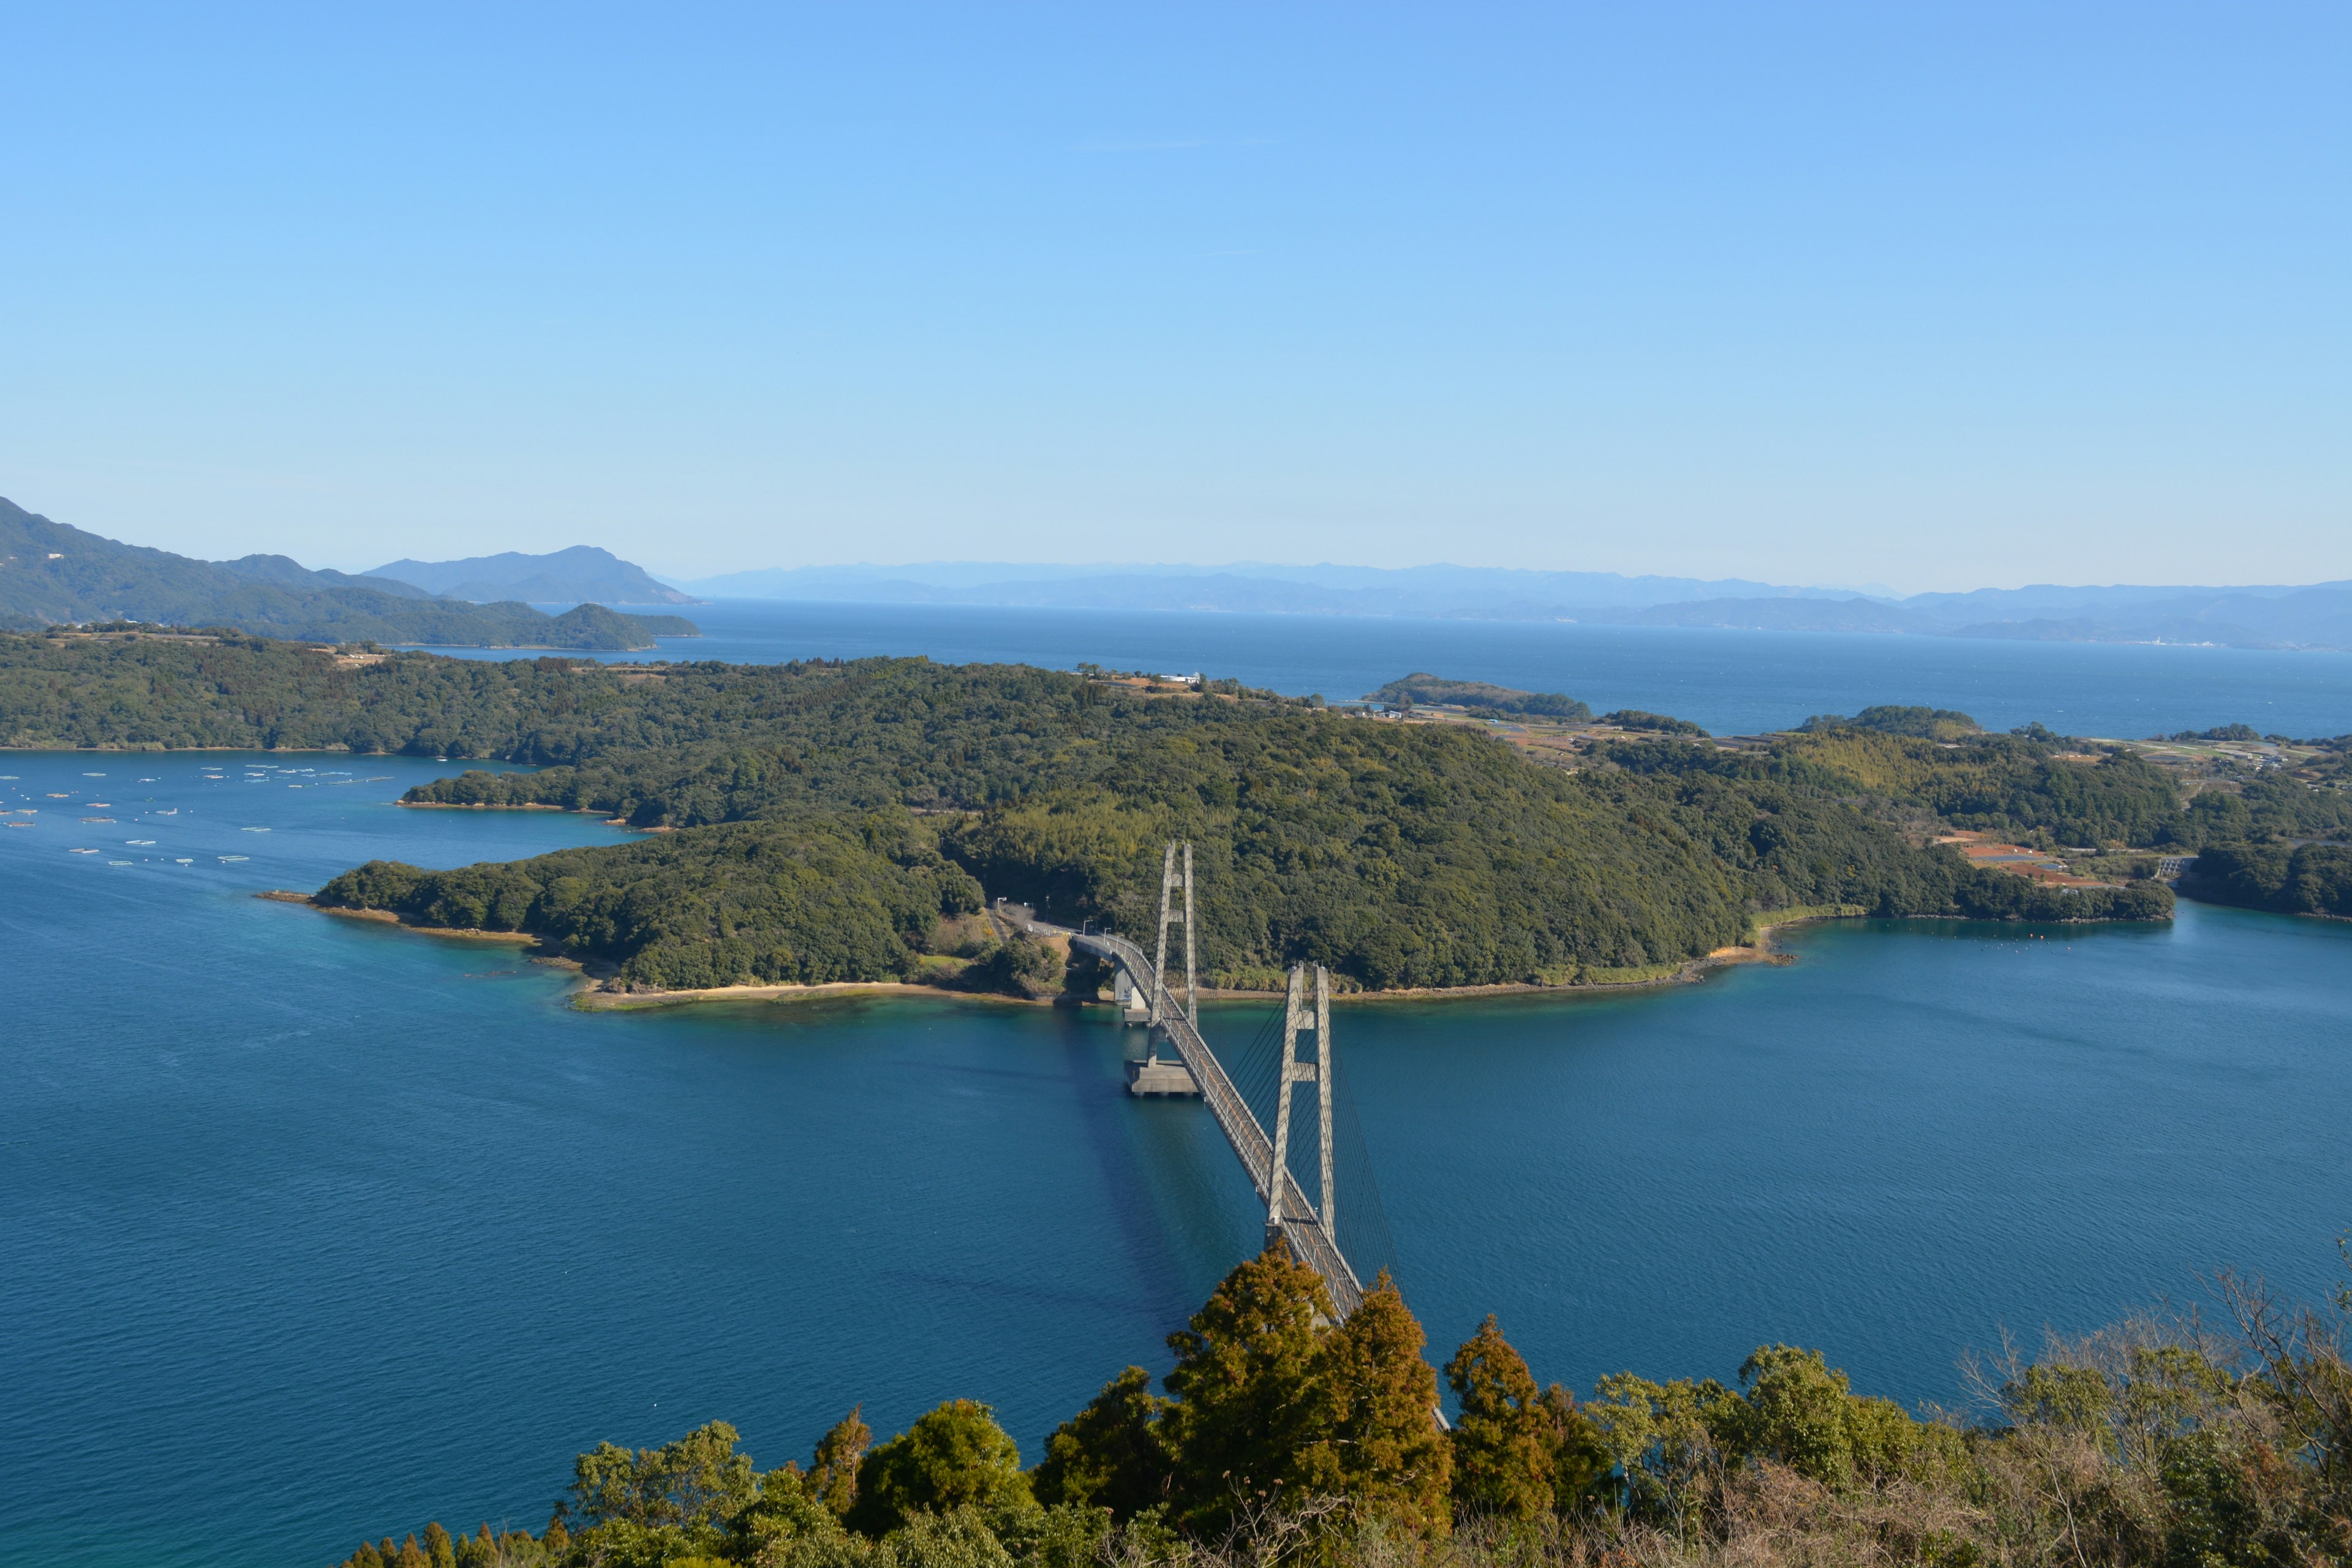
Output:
left=1072, top=933, right=1365, bottom=1319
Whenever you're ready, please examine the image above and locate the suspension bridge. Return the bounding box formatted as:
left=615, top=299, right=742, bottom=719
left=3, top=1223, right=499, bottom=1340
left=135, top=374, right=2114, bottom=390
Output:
left=1066, top=842, right=1395, bottom=1323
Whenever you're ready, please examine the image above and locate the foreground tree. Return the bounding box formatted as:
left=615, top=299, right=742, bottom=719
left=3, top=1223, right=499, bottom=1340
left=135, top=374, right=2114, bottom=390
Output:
left=1301, top=1272, right=1451, bottom=1534
left=1446, top=1317, right=1553, bottom=1520
left=1536, top=1382, right=1610, bottom=1516
left=809, top=1406, right=872, bottom=1518
left=1030, top=1365, right=1170, bottom=1516
left=1161, top=1245, right=1336, bottom=1528
left=851, top=1399, right=1032, bottom=1534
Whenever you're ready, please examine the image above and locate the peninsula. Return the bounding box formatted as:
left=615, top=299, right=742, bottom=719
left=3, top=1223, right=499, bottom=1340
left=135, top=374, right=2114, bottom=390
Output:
left=50, top=631, right=2352, bottom=1002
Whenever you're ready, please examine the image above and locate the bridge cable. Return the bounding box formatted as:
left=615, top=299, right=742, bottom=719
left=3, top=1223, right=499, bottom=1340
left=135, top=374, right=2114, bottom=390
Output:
left=1328, top=1048, right=1401, bottom=1291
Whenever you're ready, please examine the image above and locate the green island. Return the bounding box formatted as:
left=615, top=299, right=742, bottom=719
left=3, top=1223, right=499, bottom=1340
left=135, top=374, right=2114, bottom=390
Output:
left=9, top=630, right=2352, bottom=998
left=333, top=1243, right=2352, bottom=1568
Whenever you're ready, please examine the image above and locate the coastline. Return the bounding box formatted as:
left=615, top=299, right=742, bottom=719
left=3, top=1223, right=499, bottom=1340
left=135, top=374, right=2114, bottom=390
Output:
left=259, top=897, right=1877, bottom=1013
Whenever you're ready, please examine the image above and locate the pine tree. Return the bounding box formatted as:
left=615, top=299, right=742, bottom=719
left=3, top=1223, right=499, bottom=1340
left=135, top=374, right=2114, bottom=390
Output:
left=1446, top=1316, right=1553, bottom=1520
left=809, top=1406, right=872, bottom=1518
left=453, top=1524, right=498, bottom=1568
left=1161, top=1244, right=1336, bottom=1528
left=1031, top=1365, right=1170, bottom=1516
left=393, top=1534, right=430, bottom=1568
left=1537, top=1383, right=1610, bottom=1515
left=422, top=1520, right=455, bottom=1568
left=1303, top=1272, right=1452, bottom=1536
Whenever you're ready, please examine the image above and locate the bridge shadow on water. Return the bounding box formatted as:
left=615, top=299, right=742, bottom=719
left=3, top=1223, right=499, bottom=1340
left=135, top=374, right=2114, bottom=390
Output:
left=1047, top=1004, right=1266, bottom=1347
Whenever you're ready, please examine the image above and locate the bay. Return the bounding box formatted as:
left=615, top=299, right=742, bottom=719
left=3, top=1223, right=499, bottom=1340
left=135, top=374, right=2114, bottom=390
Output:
left=4, top=616, right=2352, bottom=1567
left=428, top=598, right=2352, bottom=739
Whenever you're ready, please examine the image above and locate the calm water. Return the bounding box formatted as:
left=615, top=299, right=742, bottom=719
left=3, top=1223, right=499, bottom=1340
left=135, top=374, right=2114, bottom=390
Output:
left=6, top=622, right=2352, bottom=1567
left=426, top=598, right=2352, bottom=739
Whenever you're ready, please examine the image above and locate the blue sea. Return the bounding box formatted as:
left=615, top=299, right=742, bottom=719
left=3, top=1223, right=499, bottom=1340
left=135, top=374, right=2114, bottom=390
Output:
left=432, top=597, right=2352, bottom=739
left=5, top=614, right=2351, bottom=1567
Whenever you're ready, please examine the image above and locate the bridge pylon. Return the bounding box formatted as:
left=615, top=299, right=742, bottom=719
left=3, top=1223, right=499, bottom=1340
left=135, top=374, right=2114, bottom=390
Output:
left=1150, top=841, right=1197, bottom=1030
left=1266, top=963, right=1335, bottom=1252
left=1127, top=841, right=1202, bottom=1096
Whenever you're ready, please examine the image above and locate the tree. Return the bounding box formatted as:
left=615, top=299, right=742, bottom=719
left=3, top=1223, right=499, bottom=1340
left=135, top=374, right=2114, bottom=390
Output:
left=1446, top=1316, right=1553, bottom=1520
left=1030, top=1365, right=1170, bottom=1516
left=1161, top=1245, right=1336, bottom=1527
left=567, top=1419, right=759, bottom=1534
left=1537, top=1384, right=1610, bottom=1516
left=811, top=1406, right=873, bottom=1518
left=851, top=1400, right=1031, bottom=1535
left=1301, top=1272, right=1451, bottom=1535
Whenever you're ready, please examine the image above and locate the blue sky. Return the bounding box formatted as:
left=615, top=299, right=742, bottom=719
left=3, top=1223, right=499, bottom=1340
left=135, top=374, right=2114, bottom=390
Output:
left=2, top=3, right=2345, bottom=590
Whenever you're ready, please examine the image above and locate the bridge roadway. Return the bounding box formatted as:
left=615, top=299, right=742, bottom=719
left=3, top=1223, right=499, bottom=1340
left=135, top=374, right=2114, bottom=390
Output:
left=1069, top=931, right=1366, bottom=1320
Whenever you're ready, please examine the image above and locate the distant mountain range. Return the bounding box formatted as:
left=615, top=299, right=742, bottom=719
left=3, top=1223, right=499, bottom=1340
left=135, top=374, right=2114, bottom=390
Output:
left=368, top=546, right=696, bottom=606
left=10, top=496, right=2345, bottom=654
left=681, top=562, right=1882, bottom=614
left=0, top=500, right=697, bottom=650
left=676, top=562, right=2352, bottom=652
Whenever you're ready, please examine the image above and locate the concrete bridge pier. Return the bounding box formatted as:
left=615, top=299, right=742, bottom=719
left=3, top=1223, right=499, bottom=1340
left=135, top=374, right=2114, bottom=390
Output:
left=1126, top=1047, right=1200, bottom=1096
left=1112, top=967, right=1152, bottom=1025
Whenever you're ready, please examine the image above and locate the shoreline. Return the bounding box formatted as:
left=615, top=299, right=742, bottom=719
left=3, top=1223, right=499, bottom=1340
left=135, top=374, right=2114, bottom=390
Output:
left=258, top=896, right=1875, bottom=1012
left=258, top=895, right=2182, bottom=1016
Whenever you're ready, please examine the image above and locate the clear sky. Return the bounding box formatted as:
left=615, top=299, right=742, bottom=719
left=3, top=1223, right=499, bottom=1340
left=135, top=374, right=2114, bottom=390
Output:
left=2, top=4, right=2346, bottom=590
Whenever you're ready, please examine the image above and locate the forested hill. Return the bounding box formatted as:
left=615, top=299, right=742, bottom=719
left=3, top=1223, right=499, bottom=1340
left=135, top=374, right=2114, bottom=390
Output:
left=0, top=498, right=694, bottom=649
left=0, top=628, right=2191, bottom=993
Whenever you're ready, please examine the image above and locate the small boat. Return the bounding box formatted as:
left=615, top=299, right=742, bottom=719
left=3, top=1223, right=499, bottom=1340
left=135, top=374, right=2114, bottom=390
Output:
left=218, top=854, right=249, bottom=862
left=242, top=827, right=270, bottom=832
left=70, top=848, right=98, bottom=854
left=173, top=858, right=193, bottom=864
left=126, top=839, right=156, bottom=846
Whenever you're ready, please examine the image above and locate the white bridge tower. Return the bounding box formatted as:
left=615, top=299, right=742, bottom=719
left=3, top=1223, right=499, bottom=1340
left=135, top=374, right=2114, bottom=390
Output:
left=1126, top=842, right=1203, bottom=1096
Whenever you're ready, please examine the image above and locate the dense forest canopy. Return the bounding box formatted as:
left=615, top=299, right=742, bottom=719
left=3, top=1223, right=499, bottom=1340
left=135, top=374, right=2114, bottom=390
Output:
left=0, top=630, right=2231, bottom=994
left=1369, top=673, right=1591, bottom=720
left=1798, top=705, right=1981, bottom=740
left=1600, top=709, right=1708, bottom=736
left=17, top=630, right=2351, bottom=989
left=332, top=1243, right=2352, bottom=1568
left=2184, top=842, right=2352, bottom=918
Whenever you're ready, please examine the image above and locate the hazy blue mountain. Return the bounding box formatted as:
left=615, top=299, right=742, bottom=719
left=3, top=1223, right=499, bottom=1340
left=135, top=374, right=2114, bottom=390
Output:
left=676, top=557, right=2352, bottom=649
left=0, top=499, right=692, bottom=650
left=370, top=545, right=696, bottom=605
left=1584, top=597, right=1930, bottom=634
left=218, top=553, right=436, bottom=597
left=682, top=561, right=1869, bottom=612
left=1941, top=586, right=2352, bottom=650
